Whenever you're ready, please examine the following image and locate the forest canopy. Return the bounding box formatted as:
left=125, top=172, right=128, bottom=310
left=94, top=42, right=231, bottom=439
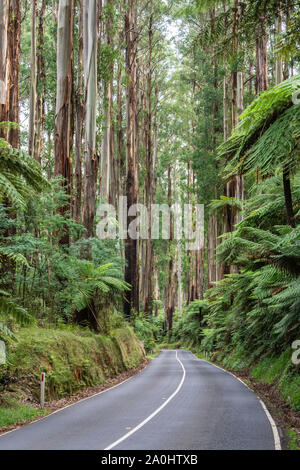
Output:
left=0, top=0, right=299, bottom=371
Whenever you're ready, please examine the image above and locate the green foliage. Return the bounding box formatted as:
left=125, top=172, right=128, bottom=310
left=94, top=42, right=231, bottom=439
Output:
left=172, top=300, right=210, bottom=347
left=0, top=290, right=32, bottom=341
left=275, top=11, right=300, bottom=61
left=0, top=325, right=144, bottom=415
left=0, top=398, right=49, bottom=428
left=209, top=195, right=243, bottom=214
left=71, top=262, right=129, bottom=320
left=170, top=169, right=300, bottom=412
left=133, top=314, right=165, bottom=354
left=0, top=179, right=128, bottom=338
left=219, top=75, right=300, bottom=178
left=0, top=137, right=48, bottom=210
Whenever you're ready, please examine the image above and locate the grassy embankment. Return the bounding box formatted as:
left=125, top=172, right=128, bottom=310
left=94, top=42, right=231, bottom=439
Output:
left=0, top=325, right=145, bottom=428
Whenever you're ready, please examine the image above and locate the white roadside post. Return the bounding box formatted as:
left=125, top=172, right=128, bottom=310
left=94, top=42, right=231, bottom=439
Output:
left=0, top=340, right=6, bottom=365
left=40, top=372, right=46, bottom=407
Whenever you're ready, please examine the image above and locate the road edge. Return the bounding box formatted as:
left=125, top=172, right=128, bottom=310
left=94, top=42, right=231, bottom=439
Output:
left=0, top=358, right=152, bottom=439
left=189, top=351, right=282, bottom=450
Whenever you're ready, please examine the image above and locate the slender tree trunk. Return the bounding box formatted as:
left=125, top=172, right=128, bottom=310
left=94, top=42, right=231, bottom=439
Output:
left=283, top=165, right=295, bottom=228
left=29, top=0, right=37, bottom=157
left=177, top=239, right=182, bottom=316
left=186, top=160, right=192, bottom=302
left=0, top=1, right=8, bottom=115
left=223, top=76, right=229, bottom=140
left=255, top=16, right=269, bottom=94
left=140, top=65, right=147, bottom=308
left=153, top=257, right=160, bottom=317
left=54, top=0, right=74, bottom=245
left=100, top=0, right=114, bottom=204
left=8, top=0, right=20, bottom=148
left=274, top=5, right=295, bottom=228
left=82, top=0, right=98, bottom=239
left=275, top=7, right=283, bottom=85
left=124, top=0, right=139, bottom=318
left=0, top=0, right=20, bottom=272
left=231, top=0, right=238, bottom=130
left=0, top=0, right=9, bottom=142
left=74, top=0, right=84, bottom=224
left=166, top=164, right=175, bottom=331
left=35, top=0, right=46, bottom=162
left=117, top=51, right=125, bottom=199
left=208, top=215, right=218, bottom=288
left=144, top=4, right=153, bottom=315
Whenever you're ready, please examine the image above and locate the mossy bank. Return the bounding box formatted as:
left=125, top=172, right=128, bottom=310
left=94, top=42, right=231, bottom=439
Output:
left=0, top=325, right=145, bottom=428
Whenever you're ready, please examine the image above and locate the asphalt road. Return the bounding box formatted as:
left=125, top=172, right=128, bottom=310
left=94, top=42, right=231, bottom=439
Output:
left=0, top=350, right=279, bottom=450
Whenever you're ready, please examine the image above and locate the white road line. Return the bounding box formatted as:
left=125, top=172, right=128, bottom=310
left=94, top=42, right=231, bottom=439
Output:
left=104, top=350, right=186, bottom=451
left=0, top=362, right=150, bottom=440
left=258, top=398, right=281, bottom=451
left=189, top=351, right=281, bottom=450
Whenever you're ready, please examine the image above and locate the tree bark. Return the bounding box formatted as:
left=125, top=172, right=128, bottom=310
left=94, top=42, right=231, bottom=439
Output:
left=166, top=164, right=175, bottom=331
left=124, top=0, right=139, bottom=318
left=0, top=0, right=9, bottom=139
left=82, top=0, right=98, bottom=239
left=7, top=0, right=20, bottom=148
left=143, top=3, right=153, bottom=316
left=74, top=0, right=84, bottom=224
left=255, top=16, right=269, bottom=94
left=29, top=0, right=37, bottom=157
left=274, top=6, right=294, bottom=228
left=283, top=166, right=295, bottom=228
left=35, top=0, right=46, bottom=162
left=54, top=0, right=74, bottom=245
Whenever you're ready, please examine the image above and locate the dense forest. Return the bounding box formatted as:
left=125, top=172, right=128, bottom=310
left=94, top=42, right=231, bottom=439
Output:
left=0, top=0, right=300, bottom=421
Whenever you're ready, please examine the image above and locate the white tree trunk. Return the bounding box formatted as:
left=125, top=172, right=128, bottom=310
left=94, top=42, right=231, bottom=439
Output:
left=29, top=0, right=37, bottom=156
left=0, top=0, right=8, bottom=107
left=82, top=0, right=98, bottom=237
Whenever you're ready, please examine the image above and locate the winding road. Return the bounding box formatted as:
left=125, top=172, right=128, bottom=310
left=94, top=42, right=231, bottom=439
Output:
left=0, top=350, right=280, bottom=450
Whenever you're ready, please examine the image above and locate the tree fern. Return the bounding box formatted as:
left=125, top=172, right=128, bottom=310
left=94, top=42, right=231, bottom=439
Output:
left=0, top=290, right=32, bottom=340
left=0, top=139, right=49, bottom=210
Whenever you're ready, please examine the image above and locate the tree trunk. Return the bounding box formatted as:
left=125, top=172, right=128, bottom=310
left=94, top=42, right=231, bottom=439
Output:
left=117, top=49, right=125, bottom=199
left=275, top=7, right=283, bottom=85
left=34, top=0, right=46, bottom=162
left=124, top=0, right=139, bottom=318
left=177, top=239, right=182, bottom=316
left=29, top=0, right=37, bottom=157
left=82, top=0, right=98, bottom=239
left=54, top=0, right=74, bottom=245
left=223, top=75, right=229, bottom=140
left=0, top=0, right=9, bottom=139
left=74, top=0, right=84, bottom=224
left=255, top=16, right=269, bottom=94
left=153, top=255, right=160, bottom=316
left=166, top=164, right=175, bottom=331
left=283, top=166, right=295, bottom=228
left=208, top=215, right=218, bottom=288
left=143, top=4, right=153, bottom=316
left=274, top=7, right=294, bottom=229
left=7, top=0, right=20, bottom=148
